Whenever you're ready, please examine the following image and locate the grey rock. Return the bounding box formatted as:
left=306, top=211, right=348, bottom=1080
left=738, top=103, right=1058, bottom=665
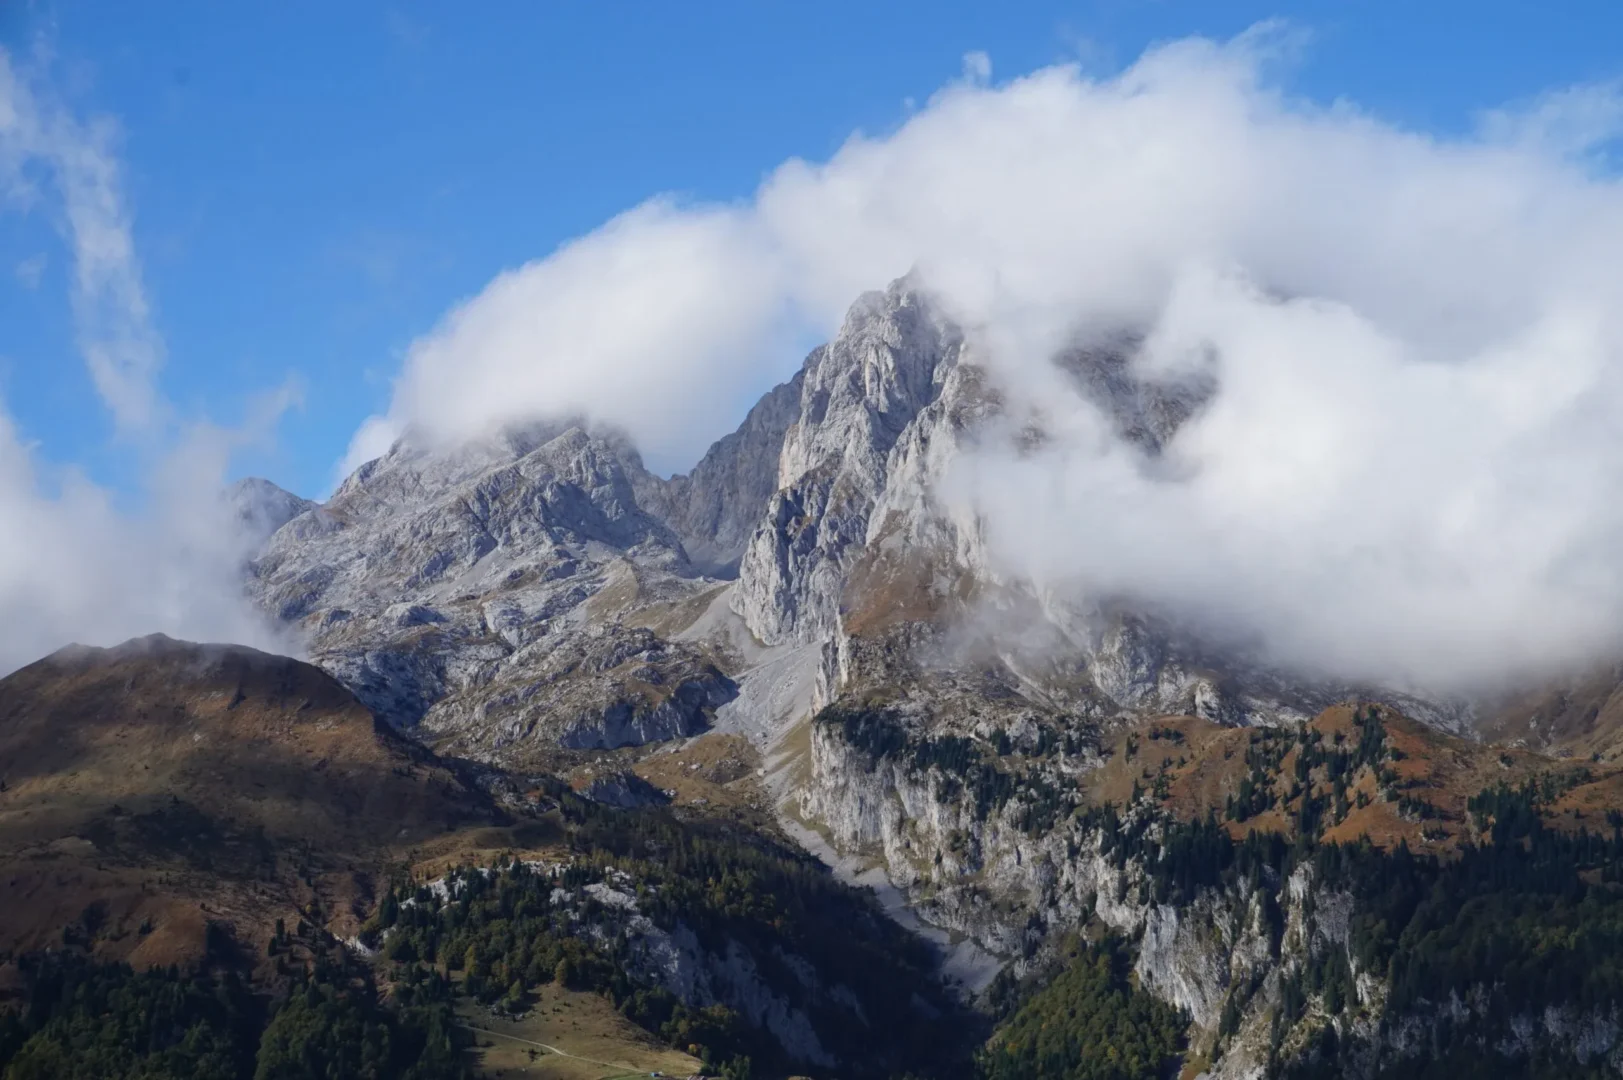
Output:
left=733, top=278, right=963, bottom=645
left=635, top=369, right=806, bottom=577
left=577, top=771, right=670, bottom=808
left=246, top=422, right=728, bottom=749
left=225, top=477, right=314, bottom=547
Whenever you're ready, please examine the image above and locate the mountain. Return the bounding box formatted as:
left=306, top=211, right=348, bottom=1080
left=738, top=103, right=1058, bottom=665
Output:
left=0, top=634, right=494, bottom=965
left=247, top=280, right=1352, bottom=763
left=0, top=634, right=972, bottom=1080
left=246, top=423, right=737, bottom=764
left=225, top=477, right=315, bottom=547
left=183, top=274, right=1623, bottom=1078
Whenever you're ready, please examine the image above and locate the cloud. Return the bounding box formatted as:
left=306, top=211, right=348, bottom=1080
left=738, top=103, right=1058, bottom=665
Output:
left=352, top=26, right=1623, bottom=693
left=951, top=266, right=1623, bottom=693
left=1478, top=79, right=1623, bottom=159
left=0, top=46, right=293, bottom=673
left=0, top=49, right=163, bottom=433
left=367, top=198, right=792, bottom=473
left=0, top=403, right=298, bottom=672
left=335, top=411, right=402, bottom=483
left=962, top=51, right=992, bottom=86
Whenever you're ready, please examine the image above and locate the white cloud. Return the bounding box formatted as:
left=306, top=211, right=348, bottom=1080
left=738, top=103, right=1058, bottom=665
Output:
left=0, top=49, right=163, bottom=433
left=349, top=26, right=1623, bottom=693
left=0, top=403, right=298, bottom=672
left=365, top=198, right=794, bottom=473
left=0, top=46, right=292, bottom=673
left=334, top=411, right=402, bottom=484
left=1478, top=79, right=1623, bottom=158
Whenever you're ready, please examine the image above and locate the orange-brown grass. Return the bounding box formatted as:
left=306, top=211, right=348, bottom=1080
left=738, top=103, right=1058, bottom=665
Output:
left=1086, top=704, right=1623, bottom=855
left=457, top=981, right=701, bottom=1079
left=629, top=733, right=768, bottom=819
left=0, top=635, right=497, bottom=967
left=1084, top=714, right=1251, bottom=818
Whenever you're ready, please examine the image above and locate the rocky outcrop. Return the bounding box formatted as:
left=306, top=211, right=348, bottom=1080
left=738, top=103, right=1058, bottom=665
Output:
left=636, top=370, right=807, bottom=577
left=225, top=477, right=314, bottom=548
left=425, top=861, right=874, bottom=1070
left=794, top=698, right=1623, bottom=1077
left=732, top=280, right=964, bottom=645
left=565, top=875, right=836, bottom=1067
left=246, top=423, right=729, bottom=759
left=576, top=771, right=670, bottom=808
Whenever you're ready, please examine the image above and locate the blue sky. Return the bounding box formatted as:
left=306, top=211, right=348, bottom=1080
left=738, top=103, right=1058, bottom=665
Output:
left=2, top=0, right=1621, bottom=499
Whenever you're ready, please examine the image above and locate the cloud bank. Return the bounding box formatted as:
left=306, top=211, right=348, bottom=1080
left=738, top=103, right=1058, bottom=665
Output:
left=0, top=48, right=291, bottom=673
left=352, top=27, right=1623, bottom=694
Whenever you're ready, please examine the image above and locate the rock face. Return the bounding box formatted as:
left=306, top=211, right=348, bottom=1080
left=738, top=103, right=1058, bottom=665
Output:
left=798, top=705, right=1623, bottom=1077
left=575, top=875, right=837, bottom=1068
left=575, top=771, right=670, bottom=808
left=225, top=477, right=314, bottom=548
left=247, top=422, right=736, bottom=758
left=732, top=281, right=964, bottom=646
left=634, top=369, right=806, bottom=577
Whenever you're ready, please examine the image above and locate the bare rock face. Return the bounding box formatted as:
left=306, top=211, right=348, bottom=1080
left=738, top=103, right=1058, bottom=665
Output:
left=576, top=770, right=670, bottom=808
left=225, top=477, right=315, bottom=548
left=247, top=422, right=734, bottom=758
left=634, top=369, right=806, bottom=577
left=423, top=622, right=737, bottom=757
left=732, top=280, right=964, bottom=646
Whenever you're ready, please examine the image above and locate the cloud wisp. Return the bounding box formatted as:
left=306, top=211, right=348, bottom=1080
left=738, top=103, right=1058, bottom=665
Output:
left=0, top=51, right=165, bottom=433
left=0, top=47, right=294, bottom=673
left=350, top=28, right=1623, bottom=694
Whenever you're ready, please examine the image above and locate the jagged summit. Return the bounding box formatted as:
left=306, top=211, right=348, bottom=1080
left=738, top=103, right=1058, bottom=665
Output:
left=246, top=418, right=738, bottom=758
left=224, top=476, right=314, bottom=546
left=241, top=278, right=1372, bottom=765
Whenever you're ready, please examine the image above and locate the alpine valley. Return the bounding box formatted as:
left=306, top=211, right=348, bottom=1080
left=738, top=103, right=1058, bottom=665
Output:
left=8, top=279, right=1623, bottom=1080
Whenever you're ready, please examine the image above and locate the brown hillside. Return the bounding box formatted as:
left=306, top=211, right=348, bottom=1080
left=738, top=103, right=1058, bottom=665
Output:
left=0, top=634, right=496, bottom=967
left=1086, top=703, right=1623, bottom=853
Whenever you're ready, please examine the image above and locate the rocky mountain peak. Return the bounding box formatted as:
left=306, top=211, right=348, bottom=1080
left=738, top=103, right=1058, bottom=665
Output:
left=633, top=369, right=806, bottom=578
left=224, top=476, right=314, bottom=547
left=245, top=416, right=737, bottom=746
left=240, top=273, right=1476, bottom=774
left=778, top=278, right=960, bottom=490
left=730, top=280, right=966, bottom=645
